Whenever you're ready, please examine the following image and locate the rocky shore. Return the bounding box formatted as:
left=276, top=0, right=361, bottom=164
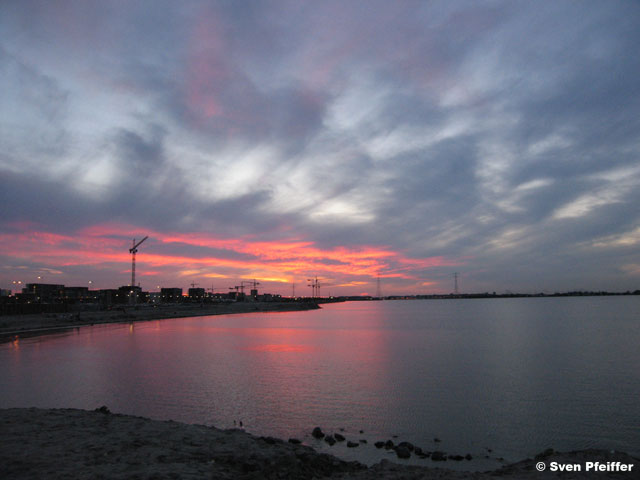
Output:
left=0, top=301, right=320, bottom=344
left=0, top=408, right=637, bottom=479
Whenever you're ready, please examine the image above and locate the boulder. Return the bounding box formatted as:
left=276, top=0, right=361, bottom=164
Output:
left=312, top=427, right=325, bottom=439
left=288, top=438, right=301, bottom=444
left=347, top=441, right=359, bottom=448
left=431, top=451, right=447, bottom=461
left=260, top=436, right=279, bottom=445
left=384, top=440, right=394, bottom=449
left=334, top=433, right=345, bottom=442
left=395, top=446, right=411, bottom=459
left=325, top=435, right=336, bottom=446
left=398, top=441, right=414, bottom=451
left=374, top=441, right=385, bottom=449
left=535, top=448, right=554, bottom=460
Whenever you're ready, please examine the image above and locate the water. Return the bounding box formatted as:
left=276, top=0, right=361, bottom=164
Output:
left=1, top=297, right=639, bottom=470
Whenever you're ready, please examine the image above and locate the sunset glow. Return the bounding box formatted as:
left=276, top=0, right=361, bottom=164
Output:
left=0, top=223, right=458, bottom=295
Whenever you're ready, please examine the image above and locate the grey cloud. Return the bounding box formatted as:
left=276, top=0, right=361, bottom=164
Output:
left=1, top=0, right=639, bottom=292
left=0, top=47, right=69, bottom=163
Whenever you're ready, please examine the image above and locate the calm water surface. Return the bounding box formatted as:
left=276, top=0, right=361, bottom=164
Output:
left=1, top=297, right=639, bottom=469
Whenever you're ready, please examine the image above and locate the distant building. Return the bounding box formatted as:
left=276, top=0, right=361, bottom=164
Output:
left=98, top=289, right=118, bottom=305
left=15, top=292, right=37, bottom=303
left=149, top=291, right=162, bottom=304
left=23, top=283, right=64, bottom=303
left=228, top=291, right=245, bottom=301
left=0, top=289, right=10, bottom=297
left=116, top=285, right=148, bottom=304
left=258, top=293, right=282, bottom=302
left=63, top=286, right=90, bottom=302
left=188, top=287, right=205, bottom=300
left=161, top=288, right=183, bottom=303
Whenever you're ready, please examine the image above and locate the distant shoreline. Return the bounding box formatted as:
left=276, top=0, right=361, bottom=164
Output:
left=0, top=301, right=320, bottom=344
left=1, top=407, right=637, bottom=479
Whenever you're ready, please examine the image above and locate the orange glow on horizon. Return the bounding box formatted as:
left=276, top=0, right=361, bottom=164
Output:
left=0, top=223, right=462, bottom=294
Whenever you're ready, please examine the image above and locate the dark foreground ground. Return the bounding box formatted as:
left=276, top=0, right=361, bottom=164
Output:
left=0, top=408, right=637, bottom=479
left=0, top=302, right=319, bottom=344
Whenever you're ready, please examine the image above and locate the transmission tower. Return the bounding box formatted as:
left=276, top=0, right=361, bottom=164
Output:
left=375, top=275, right=382, bottom=298
left=453, top=272, right=459, bottom=295
left=307, top=276, right=320, bottom=298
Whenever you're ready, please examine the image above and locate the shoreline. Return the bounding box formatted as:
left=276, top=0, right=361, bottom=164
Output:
left=0, top=301, right=320, bottom=344
left=1, top=407, right=637, bottom=479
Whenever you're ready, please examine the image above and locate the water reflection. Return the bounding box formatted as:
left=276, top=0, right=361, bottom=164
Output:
left=0, top=297, right=638, bottom=469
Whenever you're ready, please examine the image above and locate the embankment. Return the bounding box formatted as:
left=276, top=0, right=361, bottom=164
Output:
left=0, top=301, right=320, bottom=343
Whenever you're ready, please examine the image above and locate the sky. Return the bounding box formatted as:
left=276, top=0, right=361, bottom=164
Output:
left=1, top=0, right=639, bottom=296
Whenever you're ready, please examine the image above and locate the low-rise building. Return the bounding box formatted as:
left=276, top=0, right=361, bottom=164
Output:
left=161, top=288, right=183, bottom=303
left=188, top=287, right=206, bottom=301
left=23, top=283, right=65, bottom=303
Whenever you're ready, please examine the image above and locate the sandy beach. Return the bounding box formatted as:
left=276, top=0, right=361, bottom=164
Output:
left=0, top=408, right=637, bottom=479
left=0, top=301, right=320, bottom=344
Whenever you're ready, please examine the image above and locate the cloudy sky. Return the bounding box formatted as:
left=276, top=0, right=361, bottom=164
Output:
left=1, top=1, right=639, bottom=296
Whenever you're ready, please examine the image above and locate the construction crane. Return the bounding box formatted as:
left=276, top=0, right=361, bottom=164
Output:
left=129, top=236, right=148, bottom=288
left=242, top=279, right=261, bottom=298
left=242, top=279, right=260, bottom=290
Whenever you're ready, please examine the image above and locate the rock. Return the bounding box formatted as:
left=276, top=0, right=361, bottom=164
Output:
left=465, top=454, right=472, bottom=460
left=359, top=430, right=364, bottom=434
left=414, top=446, right=423, bottom=455
left=433, top=437, right=441, bottom=443
left=374, top=441, right=385, bottom=449
left=334, top=433, right=345, bottom=442
left=288, top=438, right=301, bottom=444
left=312, top=427, right=325, bottom=439
left=395, top=446, right=411, bottom=459
left=384, top=440, right=394, bottom=449
left=325, top=435, right=336, bottom=446
left=431, top=451, right=447, bottom=461
left=535, top=448, right=554, bottom=460
left=359, top=439, right=367, bottom=444
left=347, top=441, right=359, bottom=448
left=94, top=406, right=111, bottom=415
left=449, top=454, right=464, bottom=461
left=398, top=441, right=414, bottom=452
left=260, top=436, right=279, bottom=445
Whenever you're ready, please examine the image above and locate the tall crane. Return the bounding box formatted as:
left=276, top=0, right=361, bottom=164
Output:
left=243, top=279, right=261, bottom=298
left=129, top=236, right=148, bottom=288
left=242, top=279, right=260, bottom=290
